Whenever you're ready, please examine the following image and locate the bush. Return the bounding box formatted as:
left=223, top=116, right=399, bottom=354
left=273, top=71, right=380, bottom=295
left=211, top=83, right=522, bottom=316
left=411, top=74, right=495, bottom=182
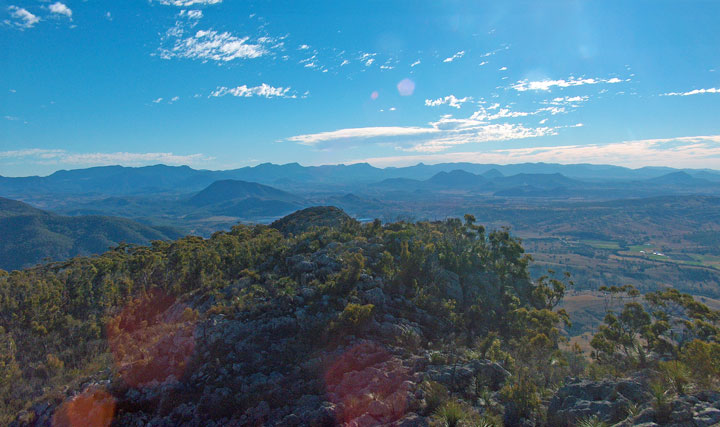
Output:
left=659, top=360, right=690, bottom=395
left=681, top=339, right=720, bottom=389
left=432, top=401, right=469, bottom=427
left=576, top=416, right=608, bottom=427
left=339, top=303, right=374, bottom=328
left=422, top=380, right=449, bottom=413
left=46, top=353, right=65, bottom=374
left=650, top=380, right=672, bottom=423
left=500, top=374, right=541, bottom=424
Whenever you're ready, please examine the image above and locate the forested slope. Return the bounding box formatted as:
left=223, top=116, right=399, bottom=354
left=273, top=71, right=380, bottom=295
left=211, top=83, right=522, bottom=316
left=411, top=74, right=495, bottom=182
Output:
left=0, top=207, right=717, bottom=426
left=0, top=197, right=181, bottom=271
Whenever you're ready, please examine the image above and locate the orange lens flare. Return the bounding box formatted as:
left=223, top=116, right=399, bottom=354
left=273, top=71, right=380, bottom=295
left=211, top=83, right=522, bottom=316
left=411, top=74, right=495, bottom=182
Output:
left=106, top=289, right=197, bottom=388
left=52, top=386, right=116, bottom=427
left=324, top=342, right=410, bottom=424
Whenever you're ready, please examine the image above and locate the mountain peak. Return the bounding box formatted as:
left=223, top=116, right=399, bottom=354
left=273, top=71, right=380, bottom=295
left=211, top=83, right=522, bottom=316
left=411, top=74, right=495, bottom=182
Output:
left=270, top=206, right=354, bottom=235
left=188, top=180, right=296, bottom=206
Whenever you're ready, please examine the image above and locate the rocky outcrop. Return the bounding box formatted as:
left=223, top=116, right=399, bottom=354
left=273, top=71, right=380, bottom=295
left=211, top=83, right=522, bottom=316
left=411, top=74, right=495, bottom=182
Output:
left=270, top=206, right=354, bottom=236
left=548, top=378, right=648, bottom=426
left=11, top=235, right=509, bottom=427
left=549, top=379, right=720, bottom=427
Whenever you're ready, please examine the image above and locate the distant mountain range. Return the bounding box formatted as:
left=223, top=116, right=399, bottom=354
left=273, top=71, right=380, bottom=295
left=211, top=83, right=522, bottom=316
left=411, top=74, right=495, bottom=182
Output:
left=0, top=197, right=181, bottom=271
left=2, top=162, right=719, bottom=197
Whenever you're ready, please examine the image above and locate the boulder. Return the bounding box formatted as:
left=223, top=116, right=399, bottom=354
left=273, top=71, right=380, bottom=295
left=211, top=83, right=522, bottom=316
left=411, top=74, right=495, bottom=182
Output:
left=548, top=378, right=648, bottom=426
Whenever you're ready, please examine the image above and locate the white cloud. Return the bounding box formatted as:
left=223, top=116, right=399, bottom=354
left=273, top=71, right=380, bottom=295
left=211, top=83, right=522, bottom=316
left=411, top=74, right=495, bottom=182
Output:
left=160, top=29, right=271, bottom=62
left=179, top=9, right=203, bottom=19
left=287, top=97, right=586, bottom=153
left=154, top=0, right=222, bottom=6
left=152, top=97, right=163, bottom=103
left=298, top=44, right=310, bottom=50
left=359, top=52, right=376, bottom=67
left=408, top=123, right=555, bottom=153
left=170, top=96, right=180, bottom=103
left=286, top=117, right=555, bottom=153
left=512, top=76, right=626, bottom=91
left=4, top=115, right=20, bottom=121
left=0, top=149, right=213, bottom=166
left=210, top=83, right=295, bottom=99
left=499, top=66, right=507, bottom=71
left=662, top=88, right=720, bottom=96
left=49, top=2, right=72, bottom=18
left=350, top=135, right=720, bottom=169
left=410, top=60, right=421, bottom=67
left=7, top=6, right=40, bottom=29
left=543, top=95, right=589, bottom=107
left=287, top=126, right=436, bottom=146
left=425, top=95, right=472, bottom=109
left=443, top=50, right=465, bottom=63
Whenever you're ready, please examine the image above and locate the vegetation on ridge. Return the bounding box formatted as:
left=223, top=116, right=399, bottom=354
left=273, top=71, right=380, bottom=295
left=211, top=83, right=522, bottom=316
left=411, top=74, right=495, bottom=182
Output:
left=0, top=207, right=717, bottom=425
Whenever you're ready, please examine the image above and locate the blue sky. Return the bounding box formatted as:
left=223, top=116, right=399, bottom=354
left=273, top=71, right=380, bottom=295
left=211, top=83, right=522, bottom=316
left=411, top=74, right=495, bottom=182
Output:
left=1, top=0, right=720, bottom=176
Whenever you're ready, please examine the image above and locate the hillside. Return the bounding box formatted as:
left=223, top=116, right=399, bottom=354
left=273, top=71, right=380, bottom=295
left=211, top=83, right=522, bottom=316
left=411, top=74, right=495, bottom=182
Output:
left=0, top=197, right=181, bottom=271
left=188, top=179, right=301, bottom=206
left=1, top=207, right=717, bottom=426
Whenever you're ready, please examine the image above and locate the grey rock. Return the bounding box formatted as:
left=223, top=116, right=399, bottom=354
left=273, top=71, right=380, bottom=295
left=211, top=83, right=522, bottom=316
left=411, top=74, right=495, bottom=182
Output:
left=363, top=287, right=386, bottom=306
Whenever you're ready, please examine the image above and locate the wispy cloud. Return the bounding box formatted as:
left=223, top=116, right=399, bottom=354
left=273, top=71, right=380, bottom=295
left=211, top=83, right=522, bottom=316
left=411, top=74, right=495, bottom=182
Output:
left=160, top=29, right=274, bottom=62
left=4, top=115, right=20, bottom=121
left=410, top=60, right=421, bottom=67
left=349, top=135, right=720, bottom=168
left=287, top=119, right=557, bottom=153
left=359, top=52, right=376, bottom=67
left=425, top=95, right=472, bottom=109
left=154, top=0, right=222, bottom=6
left=152, top=97, right=163, bottom=103
left=662, top=88, right=720, bottom=96
left=48, top=2, right=72, bottom=18
left=0, top=149, right=213, bottom=166
left=179, top=9, right=203, bottom=19
left=287, top=127, right=435, bottom=146
left=443, top=50, right=465, bottom=63
left=512, top=76, right=625, bottom=92
left=210, top=83, right=296, bottom=98
left=542, top=95, right=589, bottom=107
left=7, top=6, right=40, bottom=29
left=288, top=97, right=584, bottom=153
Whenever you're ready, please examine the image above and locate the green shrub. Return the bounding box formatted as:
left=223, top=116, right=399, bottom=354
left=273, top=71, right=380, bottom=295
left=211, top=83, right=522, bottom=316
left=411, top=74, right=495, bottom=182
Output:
left=650, top=380, right=672, bottom=423
left=576, top=416, right=608, bottom=427
left=659, top=360, right=690, bottom=395
left=422, top=380, right=449, bottom=413
left=681, top=339, right=720, bottom=389
left=499, top=374, right=541, bottom=423
left=339, top=303, right=374, bottom=328
left=432, top=401, right=469, bottom=427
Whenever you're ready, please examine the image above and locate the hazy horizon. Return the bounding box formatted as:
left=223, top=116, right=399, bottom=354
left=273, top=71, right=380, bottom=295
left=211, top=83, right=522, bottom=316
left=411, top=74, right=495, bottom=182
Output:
left=3, top=159, right=720, bottom=179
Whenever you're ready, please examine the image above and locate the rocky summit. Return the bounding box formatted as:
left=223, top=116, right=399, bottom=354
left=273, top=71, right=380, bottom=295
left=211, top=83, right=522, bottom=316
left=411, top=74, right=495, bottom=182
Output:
left=1, top=207, right=718, bottom=426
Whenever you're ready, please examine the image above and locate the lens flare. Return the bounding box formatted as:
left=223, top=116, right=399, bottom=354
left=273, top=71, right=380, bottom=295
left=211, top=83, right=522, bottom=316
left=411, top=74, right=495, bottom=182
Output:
left=324, top=341, right=411, bottom=424
left=106, top=289, right=197, bottom=387
left=396, top=78, right=415, bottom=96
left=52, top=386, right=116, bottom=427
left=371, top=91, right=379, bottom=100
